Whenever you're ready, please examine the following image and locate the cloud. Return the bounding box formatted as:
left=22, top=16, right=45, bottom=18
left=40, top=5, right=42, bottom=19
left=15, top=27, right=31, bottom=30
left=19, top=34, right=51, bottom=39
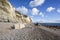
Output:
left=30, top=16, right=34, bottom=18
left=31, top=8, right=39, bottom=15
left=57, top=8, right=60, bottom=13
left=46, top=7, right=55, bottom=12
left=29, top=0, right=45, bottom=7
left=31, top=8, right=44, bottom=17
left=39, top=12, right=44, bottom=17
left=16, top=6, right=28, bottom=14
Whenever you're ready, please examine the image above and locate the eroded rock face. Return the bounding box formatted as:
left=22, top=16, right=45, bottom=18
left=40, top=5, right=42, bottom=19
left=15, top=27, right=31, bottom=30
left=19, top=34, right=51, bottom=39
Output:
left=0, top=0, right=16, bottom=22
left=15, top=11, right=32, bottom=23
left=0, top=0, right=32, bottom=23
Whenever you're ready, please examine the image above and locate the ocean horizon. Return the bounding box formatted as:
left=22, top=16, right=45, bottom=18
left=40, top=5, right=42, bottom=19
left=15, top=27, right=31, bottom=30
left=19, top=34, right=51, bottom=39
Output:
left=40, top=23, right=60, bottom=26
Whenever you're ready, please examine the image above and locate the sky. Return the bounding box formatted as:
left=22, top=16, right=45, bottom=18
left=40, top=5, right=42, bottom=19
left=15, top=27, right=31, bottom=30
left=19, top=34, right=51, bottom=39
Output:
left=9, top=0, right=60, bottom=23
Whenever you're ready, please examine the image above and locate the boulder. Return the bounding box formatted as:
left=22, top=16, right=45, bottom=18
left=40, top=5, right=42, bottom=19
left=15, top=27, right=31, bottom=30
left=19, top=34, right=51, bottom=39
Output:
left=13, top=23, right=26, bottom=29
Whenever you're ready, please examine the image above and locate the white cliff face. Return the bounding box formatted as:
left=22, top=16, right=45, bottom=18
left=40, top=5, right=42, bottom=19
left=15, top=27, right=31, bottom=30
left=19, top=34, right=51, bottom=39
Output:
left=22, top=17, right=32, bottom=23
left=0, top=0, right=16, bottom=22
left=0, top=0, right=32, bottom=23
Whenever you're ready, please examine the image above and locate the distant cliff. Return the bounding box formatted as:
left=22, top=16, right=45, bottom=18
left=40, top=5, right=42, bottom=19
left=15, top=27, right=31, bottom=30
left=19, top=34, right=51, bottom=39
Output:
left=0, top=0, right=32, bottom=23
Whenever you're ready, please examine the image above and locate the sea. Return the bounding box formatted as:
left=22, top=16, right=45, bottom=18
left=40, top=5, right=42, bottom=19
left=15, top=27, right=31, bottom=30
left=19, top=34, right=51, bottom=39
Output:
left=40, top=23, right=60, bottom=26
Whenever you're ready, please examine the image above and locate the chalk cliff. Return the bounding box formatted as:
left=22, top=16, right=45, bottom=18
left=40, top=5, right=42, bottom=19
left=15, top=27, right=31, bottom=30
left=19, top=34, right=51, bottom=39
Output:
left=0, top=0, right=32, bottom=23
